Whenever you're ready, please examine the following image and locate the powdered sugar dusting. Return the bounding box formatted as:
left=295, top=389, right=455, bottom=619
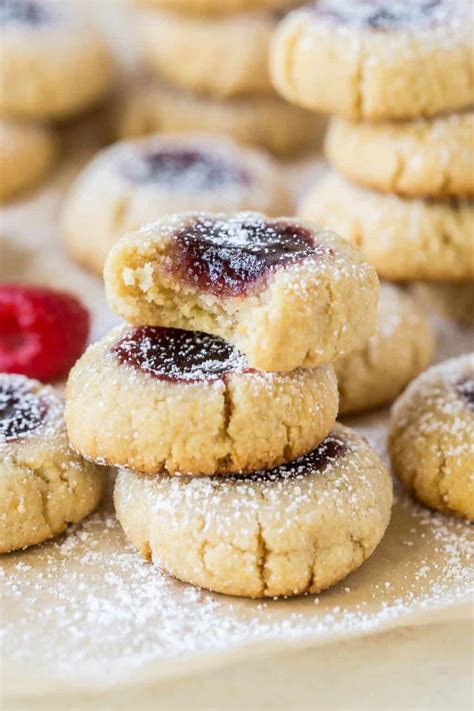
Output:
left=312, top=0, right=452, bottom=31
left=0, top=374, right=62, bottom=446
left=1, top=458, right=472, bottom=686
left=112, top=326, right=249, bottom=383
left=121, top=146, right=249, bottom=191
left=0, top=0, right=55, bottom=26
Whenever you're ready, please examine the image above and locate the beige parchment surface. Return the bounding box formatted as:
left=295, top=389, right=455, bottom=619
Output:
left=0, top=117, right=473, bottom=703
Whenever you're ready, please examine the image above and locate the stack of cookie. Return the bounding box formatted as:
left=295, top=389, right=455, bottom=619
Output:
left=116, top=0, right=322, bottom=156
left=0, top=0, right=114, bottom=201
left=270, top=0, right=474, bottom=322
left=65, top=210, right=393, bottom=598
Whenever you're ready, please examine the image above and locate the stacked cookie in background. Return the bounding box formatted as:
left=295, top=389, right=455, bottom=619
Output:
left=270, top=0, right=474, bottom=325
left=266, top=0, right=474, bottom=412
left=65, top=210, right=394, bottom=598
left=0, top=0, right=114, bottom=201
left=116, top=0, right=323, bottom=156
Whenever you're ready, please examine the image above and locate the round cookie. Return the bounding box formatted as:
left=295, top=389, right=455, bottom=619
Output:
left=325, top=111, right=474, bottom=198
left=136, top=8, right=276, bottom=98
left=104, top=211, right=380, bottom=372
left=0, top=0, right=114, bottom=120
left=62, top=133, right=291, bottom=276
left=0, top=117, right=56, bottom=201
left=389, top=354, right=474, bottom=521
left=270, top=0, right=474, bottom=120
left=336, top=284, right=435, bottom=416
left=413, top=283, right=474, bottom=327
left=0, top=374, right=105, bottom=554
left=298, top=171, right=474, bottom=283
left=114, top=424, right=393, bottom=598
left=114, top=79, right=322, bottom=156
left=136, top=0, right=302, bottom=15
left=65, top=325, right=339, bottom=475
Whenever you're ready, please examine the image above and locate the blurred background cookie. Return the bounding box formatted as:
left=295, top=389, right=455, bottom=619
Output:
left=336, top=283, right=435, bottom=416
left=113, top=78, right=323, bottom=156
left=136, top=7, right=277, bottom=97
left=413, top=282, right=474, bottom=328
left=0, top=117, right=56, bottom=201
left=0, top=0, right=114, bottom=120
left=62, top=133, right=291, bottom=274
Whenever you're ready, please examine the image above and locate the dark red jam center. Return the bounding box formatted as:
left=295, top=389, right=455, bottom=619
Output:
left=312, top=0, right=443, bottom=30
left=168, top=216, right=325, bottom=298
left=112, top=326, right=249, bottom=383
left=122, top=148, right=249, bottom=190
left=0, top=381, right=46, bottom=442
left=0, top=0, right=52, bottom=24
left=456, top=377, right=474, bottom=412
left=233, top=433, right=348, bottom=482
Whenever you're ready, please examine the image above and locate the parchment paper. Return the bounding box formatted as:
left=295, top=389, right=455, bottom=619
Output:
left=1, top=109, right=473, bottom=702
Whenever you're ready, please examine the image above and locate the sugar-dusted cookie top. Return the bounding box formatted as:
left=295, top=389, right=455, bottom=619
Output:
left=389, top=353, right=474, bottom=521
left=104, top=211, right=379, bottom=371
left=270, top=0, right=474, bottom=119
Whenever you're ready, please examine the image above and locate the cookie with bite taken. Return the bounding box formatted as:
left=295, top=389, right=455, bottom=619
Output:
left=103, top=211, right=380, bottom=372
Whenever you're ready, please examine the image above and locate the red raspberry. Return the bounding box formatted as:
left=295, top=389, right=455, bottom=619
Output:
left=0, top=284, right=90, bottom=381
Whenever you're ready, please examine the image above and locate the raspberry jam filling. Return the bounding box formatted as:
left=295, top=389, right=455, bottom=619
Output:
left=169, top=215, right=327, bottom=297
left=312, top=0, right=443, bottom=30
left=0, top=0, right=52, bottom=24
left=112, top=326, right=249, bottom=383
left=0, top=380, right=46, bottom=443
left=122, top=148, right=249, bottom=190
left=234, top=433, right=348, bottom=481
left=456, top=377, right=474, bottom=412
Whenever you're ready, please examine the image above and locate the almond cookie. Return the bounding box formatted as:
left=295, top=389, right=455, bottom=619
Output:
left=114, top=79, right=321, bottom=156
left=299, top=172, right=474, bottom=283
left=114, top=424, right=393, bottom=597
left=136, top=0, right=302, bottom=15
left=65, top=325, right=338, bottom=475
left=136, top=8, right=276, bottom=98
left=413, top=282, right=474, bottom=327
left=325, top=111, right=474, bottom=198
left=0, top=374, right=105, bottom=554
left=0, top=0, right=114, bottom=120
left=62, top=134, right=291, bottom=276
left=270, top=0, right=474, bottom=120
left=389, top=354, right=474, bottom=521
left=104, top=211, right=379, bottom=372
left=0, top=117, right=56, bottom=201
left=336, top=284, right=435, bottom=416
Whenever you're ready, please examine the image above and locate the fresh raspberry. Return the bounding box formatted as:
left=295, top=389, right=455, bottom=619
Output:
left=0, top=284, right=90, bottom=381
